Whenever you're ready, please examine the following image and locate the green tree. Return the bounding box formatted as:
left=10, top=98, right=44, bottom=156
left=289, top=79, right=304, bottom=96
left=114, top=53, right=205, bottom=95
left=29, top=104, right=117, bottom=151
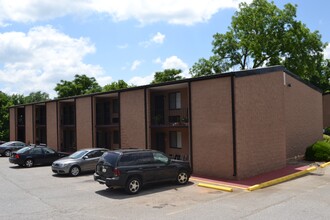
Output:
left=10, top=94, right=25, bottom=105
left=0, top=92, right=12, bottom=141
left=24, top=91, right=50, bottom=104
left=151, top=69, right=183, bottom=84
left=103, top=80, right=129, bottom=92
left=54, top=74, right=102, bottom=98
left=190, top=0, right=329, bottom=90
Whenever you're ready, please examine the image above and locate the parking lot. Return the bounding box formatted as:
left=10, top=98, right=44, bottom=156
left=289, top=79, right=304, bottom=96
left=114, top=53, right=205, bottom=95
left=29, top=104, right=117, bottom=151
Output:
left=0, top=157, right=330, bottom=220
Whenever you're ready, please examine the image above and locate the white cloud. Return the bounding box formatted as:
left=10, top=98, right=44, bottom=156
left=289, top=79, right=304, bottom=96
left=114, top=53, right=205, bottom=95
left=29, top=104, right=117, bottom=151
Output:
left=0, top=0, right=250, bottom=26
left=0, top=25, right=110, bottom=98
left=162, top=56, right=188, bottom=70
left=325, top=45, right=330, bottom=59
left=139, top=32, right=166, bottom=48
left=117, top=43, right=128, bottom=49
left=130, top=60, right=142, bottom=71
left=161, top=56, right=190, bottom=78
left=128, top=55, right=190, bottom=86
left=151, top=32, right=165, bottom=44
left=128, top=73, right=154, bottom=86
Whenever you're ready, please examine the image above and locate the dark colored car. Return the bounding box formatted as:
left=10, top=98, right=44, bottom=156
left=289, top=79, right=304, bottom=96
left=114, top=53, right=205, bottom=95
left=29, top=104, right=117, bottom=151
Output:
left=9, top=146, right=69, bottom=168
left=0, top=141, right=26, bottom=157
left=52, top=148, right=109, bottom=176
left=94, top=149, right=191, bottom=194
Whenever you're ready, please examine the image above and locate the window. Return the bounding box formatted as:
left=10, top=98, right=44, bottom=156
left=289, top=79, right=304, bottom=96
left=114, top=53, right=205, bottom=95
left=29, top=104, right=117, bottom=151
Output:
left=96, top=100, right=110, bottom=125
left=113, top=130, right=120, bottom=144
left=169, top=92, right=181, bottom=109
left=30, top=148, right=43, bottom=155
left=169, top=131, right=182, bottom=148
left=43, top=148, right=55, bottom=154
left=113, top=99, right=119, bottom=113
left=86, top=150, right=103, bottom=158
left=153, top=152, right=169, bottom=164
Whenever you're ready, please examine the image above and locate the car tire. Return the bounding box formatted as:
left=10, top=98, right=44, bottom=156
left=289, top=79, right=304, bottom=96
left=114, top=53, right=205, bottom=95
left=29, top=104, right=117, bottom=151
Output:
left=4, top=150, right=11, bottom=157
left=25, top=159, right=34, bottom=168
left=176, top=170, right=189, bottom=185
left=69, top=166, right=81, bottom=177
left=125, top=177, right=142, bottom=195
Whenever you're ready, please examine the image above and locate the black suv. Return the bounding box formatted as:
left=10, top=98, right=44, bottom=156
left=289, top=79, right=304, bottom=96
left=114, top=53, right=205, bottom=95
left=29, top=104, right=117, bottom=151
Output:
left=94, top=149, right=191, bottom=194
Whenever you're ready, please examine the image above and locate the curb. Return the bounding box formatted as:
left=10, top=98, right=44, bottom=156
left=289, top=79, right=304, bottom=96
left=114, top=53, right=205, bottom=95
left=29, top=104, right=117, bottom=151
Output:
left=197, top=183, right=233, bottom=192
left=247, top=166, right=317, bottom=191
left=320, top=161, right=330, bottom=168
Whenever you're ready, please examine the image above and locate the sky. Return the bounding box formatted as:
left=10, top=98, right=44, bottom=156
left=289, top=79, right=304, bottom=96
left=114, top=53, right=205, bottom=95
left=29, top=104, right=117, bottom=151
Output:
left=0, top=0, right=330, bottom=98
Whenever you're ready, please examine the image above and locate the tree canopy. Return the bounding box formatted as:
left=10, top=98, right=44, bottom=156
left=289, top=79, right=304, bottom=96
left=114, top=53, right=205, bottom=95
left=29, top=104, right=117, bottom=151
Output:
left=103, top=80, right=130, bottom=92
left=151, top=69, right=183, bottom=84
left=24, top=91, right=50, bottom=103
left=54, top=74, right=102, bottom=98
left=190, top=0, right=329, bottom=90
left=0, top=92, right=11, bottom=141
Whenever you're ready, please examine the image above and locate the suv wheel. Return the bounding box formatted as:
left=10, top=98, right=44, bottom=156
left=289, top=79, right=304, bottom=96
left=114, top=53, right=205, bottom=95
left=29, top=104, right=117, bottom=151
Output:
left=125, top=177, right=141, bottom=195
left=4, top=150, right=11, bottom=157
left=25, top=159, right=34, bottom=168
left=177, top=170, right=189, bottom=185
left=69, top=166, right=81, bottom=176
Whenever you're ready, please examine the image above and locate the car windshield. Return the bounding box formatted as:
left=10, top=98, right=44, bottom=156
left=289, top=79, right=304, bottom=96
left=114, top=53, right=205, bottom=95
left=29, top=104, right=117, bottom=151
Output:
left=16, top=147, right=31, bottom=153
left=69, top=150, right=88, bottom=159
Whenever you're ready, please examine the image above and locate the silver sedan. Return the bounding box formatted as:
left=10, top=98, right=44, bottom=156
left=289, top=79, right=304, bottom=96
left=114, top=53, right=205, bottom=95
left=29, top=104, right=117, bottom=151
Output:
left=52, top=148, right=109, bottom=176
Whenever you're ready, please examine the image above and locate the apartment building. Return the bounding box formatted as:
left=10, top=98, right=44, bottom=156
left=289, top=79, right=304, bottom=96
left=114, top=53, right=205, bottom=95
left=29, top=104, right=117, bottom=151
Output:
left=9, top=66, right=323, bottom=180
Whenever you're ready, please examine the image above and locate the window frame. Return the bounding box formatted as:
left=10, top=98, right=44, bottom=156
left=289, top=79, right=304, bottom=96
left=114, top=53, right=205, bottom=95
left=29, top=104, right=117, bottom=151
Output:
left=169, top=92, right=181, bottom=110
left=169, top=131, right=182, bottom=149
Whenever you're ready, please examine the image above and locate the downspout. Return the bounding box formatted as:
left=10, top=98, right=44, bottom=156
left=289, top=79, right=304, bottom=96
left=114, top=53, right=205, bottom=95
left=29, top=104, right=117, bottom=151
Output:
left=188, top=82, right=193, bottom=170
left=231, top=75, right=237, bottom=177
left=91, top=96, right=94, bottom=148
left=144, top=88, right=148, bottom=149
left=118, top=92, right=121, bottom=149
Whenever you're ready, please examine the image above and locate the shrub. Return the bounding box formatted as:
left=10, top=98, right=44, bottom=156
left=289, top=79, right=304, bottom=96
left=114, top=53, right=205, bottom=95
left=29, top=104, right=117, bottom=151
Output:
left=324, top=127, right=330, bottom=135
left=323, top=134, right=330, bottom=143
left=305, top=141, right=330, bottom=161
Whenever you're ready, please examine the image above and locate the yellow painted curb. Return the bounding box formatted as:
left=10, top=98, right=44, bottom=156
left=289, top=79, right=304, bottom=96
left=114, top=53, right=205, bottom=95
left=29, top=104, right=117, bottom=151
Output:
left=198, top=183, right=233, bottom=192
left=320, top=162, right=330, bottom=168
left=190, top=177, right=246, bottom=190
left=247, top=166, right=317, bottom=191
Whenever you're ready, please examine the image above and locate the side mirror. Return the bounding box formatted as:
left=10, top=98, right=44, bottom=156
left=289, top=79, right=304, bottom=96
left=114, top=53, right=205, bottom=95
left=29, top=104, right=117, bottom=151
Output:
left=83, top=156, right=88, bottom=160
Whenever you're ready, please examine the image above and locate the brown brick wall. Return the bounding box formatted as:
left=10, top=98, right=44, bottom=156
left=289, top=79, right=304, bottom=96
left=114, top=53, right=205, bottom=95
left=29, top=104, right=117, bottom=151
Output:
left=9, top=108, right=16, bottom=141
left=76, top=97, right=93, bottom=150
left=235, top=71, right=286, bottom=179
left=25, top=105, right=34, bottom=144
left=191, top=77, right=234, bottom=179
left=120, top=89, right=146, bottom=148
left=284, top=74, right=323, bottom=158
left=323, top=94, right=330, bottom=128
left=46, top=102, right=58, bottom=150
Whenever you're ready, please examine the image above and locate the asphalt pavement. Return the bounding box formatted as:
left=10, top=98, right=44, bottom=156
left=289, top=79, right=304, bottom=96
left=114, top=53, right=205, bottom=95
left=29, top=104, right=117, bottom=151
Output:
left=0, top=157, right=329, bottom=220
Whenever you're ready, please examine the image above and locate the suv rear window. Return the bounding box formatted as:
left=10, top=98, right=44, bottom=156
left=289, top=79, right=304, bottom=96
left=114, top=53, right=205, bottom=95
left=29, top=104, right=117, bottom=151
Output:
left=102, top=152, right=120, bottom=166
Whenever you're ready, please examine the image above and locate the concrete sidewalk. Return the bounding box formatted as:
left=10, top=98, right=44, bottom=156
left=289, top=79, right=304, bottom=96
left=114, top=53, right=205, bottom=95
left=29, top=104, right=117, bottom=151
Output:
left=191, top=162, right=314, bottom=190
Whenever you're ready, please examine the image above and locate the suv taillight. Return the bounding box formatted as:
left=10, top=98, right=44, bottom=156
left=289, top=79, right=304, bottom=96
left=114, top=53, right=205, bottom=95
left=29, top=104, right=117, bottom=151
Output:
left=15, top=154, right=20, bottom=159
left=113, top=168, right=121, bottom=176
